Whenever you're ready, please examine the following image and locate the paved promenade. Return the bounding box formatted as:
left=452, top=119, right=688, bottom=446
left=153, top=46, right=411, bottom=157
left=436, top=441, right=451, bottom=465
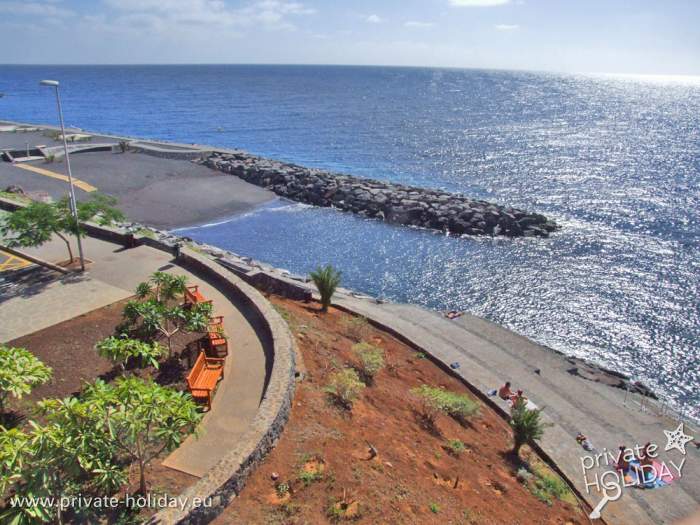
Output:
left=329, top=294, right=699, bottom=525
left=1, top=235, right=268, bottom=479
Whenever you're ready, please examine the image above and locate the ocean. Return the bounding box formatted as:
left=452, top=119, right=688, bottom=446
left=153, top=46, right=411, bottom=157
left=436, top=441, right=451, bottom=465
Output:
left=1, top=65, right=698, bottom=412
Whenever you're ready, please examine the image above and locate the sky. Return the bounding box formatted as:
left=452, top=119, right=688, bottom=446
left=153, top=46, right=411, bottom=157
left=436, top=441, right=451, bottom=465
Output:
left=0, top=0, right=699, bottom=75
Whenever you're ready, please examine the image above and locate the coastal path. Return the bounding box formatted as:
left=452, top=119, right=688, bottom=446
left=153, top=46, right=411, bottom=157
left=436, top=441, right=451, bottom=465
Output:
left=328, top=294, right=699, bottom=525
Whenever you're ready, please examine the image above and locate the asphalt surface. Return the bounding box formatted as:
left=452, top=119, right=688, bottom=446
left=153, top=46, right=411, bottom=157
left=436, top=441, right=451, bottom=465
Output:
left=0, top=140, right=275, bottom=229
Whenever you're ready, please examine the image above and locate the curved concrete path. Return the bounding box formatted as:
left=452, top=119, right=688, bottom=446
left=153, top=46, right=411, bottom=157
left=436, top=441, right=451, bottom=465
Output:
left=5, top=235, right=268, bottom=479
left=328, top=294, right=699, bottom=525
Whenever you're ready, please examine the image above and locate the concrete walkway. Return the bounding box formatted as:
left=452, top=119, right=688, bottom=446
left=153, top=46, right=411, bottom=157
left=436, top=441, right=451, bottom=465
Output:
left=328, top=295, right=699, bottom=525
left=2, top=235, right=268, bottom=479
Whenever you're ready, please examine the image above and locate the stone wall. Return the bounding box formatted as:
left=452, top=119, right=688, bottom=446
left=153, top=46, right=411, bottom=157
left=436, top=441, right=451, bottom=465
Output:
left=150, top=249, right=297, bottom=524
left=202, top=152, right=558, bottom=238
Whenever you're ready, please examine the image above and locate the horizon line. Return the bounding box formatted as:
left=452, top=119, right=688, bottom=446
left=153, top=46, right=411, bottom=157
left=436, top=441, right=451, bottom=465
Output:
left=1, top=62, right=699, bottom=79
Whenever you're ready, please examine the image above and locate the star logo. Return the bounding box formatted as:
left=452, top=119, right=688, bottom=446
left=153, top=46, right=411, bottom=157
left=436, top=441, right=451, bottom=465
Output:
left=663, top=423, right=694, bottom=455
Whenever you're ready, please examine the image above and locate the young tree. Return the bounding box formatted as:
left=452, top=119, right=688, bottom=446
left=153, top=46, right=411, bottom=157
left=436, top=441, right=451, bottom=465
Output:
left=95, top=336, right=166, bottom=372
left=123, top=299, right=212, bottom=356
left=85, top=378, right=202, bottom=494
left=123, top=271, right=211, bottom=356
left=0, top=345, right=52, bottom=414
left=310, top=264, right=342, bottom=313
left=0, top=194, right=124, bottom=264
left=510, top=398, right=549, bottom=457
left=136, top=271, right=187, bottom=304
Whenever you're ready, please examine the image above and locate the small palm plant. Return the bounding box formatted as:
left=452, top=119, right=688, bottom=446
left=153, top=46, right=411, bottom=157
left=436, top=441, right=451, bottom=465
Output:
left=510, top=398, right=549, bottom=457
left=309, top=264, right=341, bottom=313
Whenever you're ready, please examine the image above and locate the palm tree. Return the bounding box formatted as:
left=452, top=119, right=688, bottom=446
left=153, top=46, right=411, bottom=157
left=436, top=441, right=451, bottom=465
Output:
left=309, top=264, right=341, bottom=313
left=509, top=398, right=548, bottom=457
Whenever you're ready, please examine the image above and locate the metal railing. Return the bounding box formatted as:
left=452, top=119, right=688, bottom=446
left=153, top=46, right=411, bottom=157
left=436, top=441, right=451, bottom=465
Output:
left=623, top=384, right=699, bottom=433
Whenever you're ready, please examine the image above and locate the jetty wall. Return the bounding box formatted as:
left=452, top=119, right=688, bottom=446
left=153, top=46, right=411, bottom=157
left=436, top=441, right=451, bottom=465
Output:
left=203, top=152, right=558, bottom=238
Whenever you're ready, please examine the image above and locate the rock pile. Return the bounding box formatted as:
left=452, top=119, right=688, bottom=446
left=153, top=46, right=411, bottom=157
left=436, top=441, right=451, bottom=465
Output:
left=202, top=152, right=558, bottom=238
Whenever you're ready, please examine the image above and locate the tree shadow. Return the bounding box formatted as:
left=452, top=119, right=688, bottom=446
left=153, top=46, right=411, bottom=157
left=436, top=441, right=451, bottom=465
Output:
left=0, top=410, right=25, bottom=429
left=156, top=355, right=187, bottom=386
left=0, top=265, right=86, bottom=305
left=410, top=407, right=443, bottom=438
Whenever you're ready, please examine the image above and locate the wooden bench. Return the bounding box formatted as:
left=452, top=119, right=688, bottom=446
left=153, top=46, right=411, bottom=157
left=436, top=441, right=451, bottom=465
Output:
left=184, top=285, right=212, bottom=307
left=186, top=351, right=225, bottom=410
left=205, top=316, right=229, bottom=358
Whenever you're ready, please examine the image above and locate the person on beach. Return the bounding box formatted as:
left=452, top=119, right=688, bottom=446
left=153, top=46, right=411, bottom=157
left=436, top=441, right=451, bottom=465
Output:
left=498, top=381, right=514, bottom=401
left=633, top=442, right=655, bottom=486
left=510, top=389, right=528, bottom=405
left=445, top=310, right=463, bottom=320
left=616, top=445, right=631, bottom=473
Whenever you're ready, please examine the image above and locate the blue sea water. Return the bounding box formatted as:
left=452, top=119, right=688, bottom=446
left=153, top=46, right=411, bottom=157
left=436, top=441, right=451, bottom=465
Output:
left=1, top=65, right=698, bottom=412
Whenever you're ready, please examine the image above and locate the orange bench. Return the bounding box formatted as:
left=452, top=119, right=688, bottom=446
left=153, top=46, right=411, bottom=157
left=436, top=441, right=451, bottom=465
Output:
left=184, top=285, right=212, bottom=307
left=186, top=351, right=225, bottom=410
left=205, top=316, right=229, bottom=358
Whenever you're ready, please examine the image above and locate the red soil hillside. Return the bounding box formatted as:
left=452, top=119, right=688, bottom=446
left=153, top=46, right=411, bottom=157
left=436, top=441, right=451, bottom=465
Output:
left=215, top=296, right=593, bottom=525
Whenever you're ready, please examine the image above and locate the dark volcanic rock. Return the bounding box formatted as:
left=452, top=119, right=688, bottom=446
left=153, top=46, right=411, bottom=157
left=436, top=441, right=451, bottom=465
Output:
left=204, top=152, right=559, bottom=239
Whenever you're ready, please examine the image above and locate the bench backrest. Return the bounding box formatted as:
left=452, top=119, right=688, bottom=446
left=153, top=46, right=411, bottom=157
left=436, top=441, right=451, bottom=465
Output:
left=187, top=352, right=206, bottom=388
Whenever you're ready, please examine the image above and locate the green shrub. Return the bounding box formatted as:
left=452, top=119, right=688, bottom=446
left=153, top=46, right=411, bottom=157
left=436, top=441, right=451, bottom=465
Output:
left=95, top=336, right=166, bottom=371
left=410, top=385, right=479, bottom=427
left=276, top=482, right=290, bottom=497
left=352, top=342, right=385, bottom=383
left=324, top=368, right=365, bottom=408
left=343, top=315, right=369, bottom=342
left=446, top=439, right=466, bottom=456
left=0, top=345, right=52, bottom=413
left=429, top=502, right=440, bottom=514
left=298, top=467, right=323, bottom=486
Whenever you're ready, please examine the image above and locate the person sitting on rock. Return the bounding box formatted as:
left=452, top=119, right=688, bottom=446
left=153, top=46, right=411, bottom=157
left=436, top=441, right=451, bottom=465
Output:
left=498, top=381, right=514, bottom=401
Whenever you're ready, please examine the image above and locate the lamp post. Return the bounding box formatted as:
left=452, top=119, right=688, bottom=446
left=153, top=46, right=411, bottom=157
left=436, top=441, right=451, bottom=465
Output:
left=39, top=79, right=85, bottom=271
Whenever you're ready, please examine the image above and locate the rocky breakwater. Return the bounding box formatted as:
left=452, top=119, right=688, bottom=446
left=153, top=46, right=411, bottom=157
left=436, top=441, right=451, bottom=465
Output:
left=202, top=152, right=559, bottom=238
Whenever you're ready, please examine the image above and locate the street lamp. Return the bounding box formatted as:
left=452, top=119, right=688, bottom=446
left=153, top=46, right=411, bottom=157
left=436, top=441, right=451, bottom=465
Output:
left=39, top=79, right=85, bottom=271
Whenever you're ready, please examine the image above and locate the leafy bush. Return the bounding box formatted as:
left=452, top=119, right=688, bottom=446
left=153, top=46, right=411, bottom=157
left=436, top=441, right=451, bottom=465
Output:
left=446, top=439, right=466, bottom=456
left=352, top=342, right=385, bottom=383
left=0, top=345, right=52, bottom=413
left=298, top=468, right=323, bottom=486
left=429, top=502, right=440, bottom=514
left=324, top=368, right=365, bottom=408
left=410, top=385, right=479, bottom=428
left=95, top=336, right=166, bottom=371
left=509, top=398, right=549, bottom=456
left=310, top=264, right=341, bottom=312
left=343, top=315, right=369, bottom=342
left=276, top=482, right=290, bottom=497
